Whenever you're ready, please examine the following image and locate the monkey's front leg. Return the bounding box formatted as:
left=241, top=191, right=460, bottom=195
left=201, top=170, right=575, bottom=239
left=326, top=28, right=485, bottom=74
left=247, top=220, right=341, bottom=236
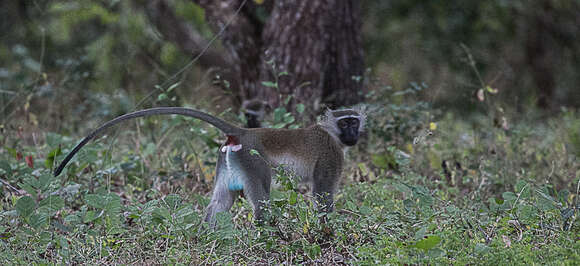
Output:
left=312, top=160, right=341, bottom=213
left=312, top=184, right=335, bottom=213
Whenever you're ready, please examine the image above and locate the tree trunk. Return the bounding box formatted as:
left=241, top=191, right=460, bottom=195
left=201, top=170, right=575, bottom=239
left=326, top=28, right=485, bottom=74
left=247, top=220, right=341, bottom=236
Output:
left=145, top=0, right=365, bottom=112
left=524, top=0, right=556, bottom=110
left=257, top=0, right=365, bottom=110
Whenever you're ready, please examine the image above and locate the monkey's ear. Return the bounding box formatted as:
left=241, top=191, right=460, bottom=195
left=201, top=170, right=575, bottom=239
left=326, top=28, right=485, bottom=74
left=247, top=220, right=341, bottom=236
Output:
left=353, top=105, right=367, bottom=131
left=319, top=108, right=340, bottom=135
left=323, top=108, right=334, bottom=120
left=263, top=101, right=272, bottom=112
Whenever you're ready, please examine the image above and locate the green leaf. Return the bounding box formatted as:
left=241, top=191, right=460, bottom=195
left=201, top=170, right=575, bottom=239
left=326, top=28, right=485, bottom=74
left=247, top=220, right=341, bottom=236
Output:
left=5, top=147, right=17, bottom=158
left=0, top=161, right=11, bottom=175
left=359, top=205, right=372, bottom=215
left=412, top=235, right=441, bottom=251
left=427, top=247, right=445, bottom=258
left=306, top=244, right=321, bottom=258
left=161, top=234, right=176, bottom=239
left=164, top=194, right=182, bottom=210
left=517, top=204, right=537, bottom=222
left=152, top=207, right=171, bottom=224
left=157, top=93, right=168, bottom=101
left=45, top=133, right=64, bottom=147
left=85, top=194, right=104, bottom=209
left=45, top=146, right=62, bottom=169
left=20, top=183, right=37, bottom=199
left=273, top=198, right=286, bottom=208
left=358, top=163, right=369, bottom=176
left=288, top=191, right=297, bottom=205
left=83, top=210, right=98, bottom=223
left=143, top=143, right=156, bottom=156
left=371, top=153, right=395, bottom=169
left=15, top=196, right=36, bottom=218
left=102, top=193, right=122, bottom=214
left=37, top=173, right=52, bottom=191
left=514, top=180, right=531, bottom=199
left=296, top=103, right=305, bottom=114
left=222, top=80, right=230, bottom=88
left=249, top=149, right=260, bottom=156
left=261, top=81, right=277, bottom=88
left=474, top=243, right=490, bottom=254
left=28, top=213, right=48, bottom=229
left=108, top=226, right=127, bottom=235
left=558, top=189, right=570, bottom=205
left=273, top=107, right=286, bottom=122
left=39, top=195, right=65, bottom=215
left=536, top=189, right=556, bottom=210
left=502, top=191, right=517, bottom=204
left=64, top=214, right=82, bottom=225
left=485, top=85, right=498, bottom=94
left=414, top=226, right=427, bottom=240
left=283, top=115, right=295, bottom=124
left=514, top=180, right=528, bottom=193
left=166, top=82, right=180, bottom=92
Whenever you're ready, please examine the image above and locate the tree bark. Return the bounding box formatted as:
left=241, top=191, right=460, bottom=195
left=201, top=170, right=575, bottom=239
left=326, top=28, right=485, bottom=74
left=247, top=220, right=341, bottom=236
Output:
left=145, top=0, right=365, bottom=111
left=258, top=0, right=365, bottom=109
left=524, top=0, right=556, bottom=110
left=323, top=0, right=365, bottom=108
left=193, top=0, right=263, bottom=105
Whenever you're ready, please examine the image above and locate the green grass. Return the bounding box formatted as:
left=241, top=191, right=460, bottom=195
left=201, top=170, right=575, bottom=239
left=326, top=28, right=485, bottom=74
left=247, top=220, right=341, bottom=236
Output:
left=0, top=99, right=579, bottom=264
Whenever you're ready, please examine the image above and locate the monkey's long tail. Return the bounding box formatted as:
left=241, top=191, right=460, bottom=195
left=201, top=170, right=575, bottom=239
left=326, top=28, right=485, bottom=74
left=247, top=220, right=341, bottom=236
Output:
left=53, top=107, right=245, bottom=177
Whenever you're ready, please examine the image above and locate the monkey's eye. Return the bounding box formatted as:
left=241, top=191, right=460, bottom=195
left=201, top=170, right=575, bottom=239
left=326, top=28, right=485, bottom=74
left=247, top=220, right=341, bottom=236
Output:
left=338, top=121, right=348, bottom=128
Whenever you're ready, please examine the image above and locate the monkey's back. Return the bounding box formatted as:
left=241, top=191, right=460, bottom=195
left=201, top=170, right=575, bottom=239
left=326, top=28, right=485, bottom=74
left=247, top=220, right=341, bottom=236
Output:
left=249, top=125, right=344, bottom=181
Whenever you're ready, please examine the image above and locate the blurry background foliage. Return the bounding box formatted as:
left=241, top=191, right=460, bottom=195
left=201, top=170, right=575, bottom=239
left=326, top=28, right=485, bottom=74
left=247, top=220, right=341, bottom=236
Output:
left=363, top=0, right=580, bottom=111
left=1, top=0, right=579, bottom=129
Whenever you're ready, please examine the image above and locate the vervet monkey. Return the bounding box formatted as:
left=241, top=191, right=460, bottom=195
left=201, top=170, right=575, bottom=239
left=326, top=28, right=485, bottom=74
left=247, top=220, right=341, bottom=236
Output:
left=241, top=99, right=271, bottom=128
left=53, top=107, right=365, bottom=225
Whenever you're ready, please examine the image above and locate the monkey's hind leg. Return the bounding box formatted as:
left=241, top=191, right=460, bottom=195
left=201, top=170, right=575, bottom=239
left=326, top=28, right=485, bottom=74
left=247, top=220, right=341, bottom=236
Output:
left=205, top=180, right=239, bottom=226
left=238, top=152, right=271, bottom=223
left=205, top=150, right=241, bottom=226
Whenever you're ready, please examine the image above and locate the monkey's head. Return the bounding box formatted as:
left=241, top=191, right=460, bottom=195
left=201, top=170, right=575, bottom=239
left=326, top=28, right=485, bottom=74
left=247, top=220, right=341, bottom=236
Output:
left=245, top=112, right=261, bottom=128
left=322, top=107, right=366, bottom=146
left=242, top=99, right=271, bottom=128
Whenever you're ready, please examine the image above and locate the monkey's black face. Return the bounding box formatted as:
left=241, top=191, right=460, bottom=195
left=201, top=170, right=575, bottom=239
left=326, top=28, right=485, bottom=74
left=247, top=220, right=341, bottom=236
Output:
left=245, top=113, right=260, bottom=128
left=337, top=118, right=360, bottom=146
